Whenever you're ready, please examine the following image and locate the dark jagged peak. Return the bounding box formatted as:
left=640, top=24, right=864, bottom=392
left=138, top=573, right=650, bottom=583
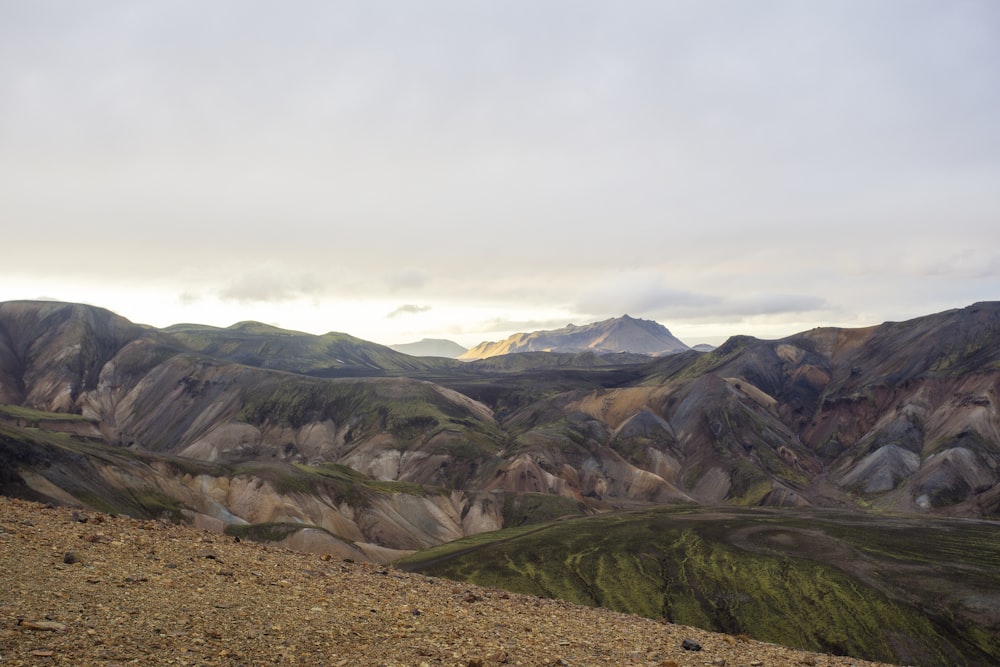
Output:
left=459, top=315, right=690, bottom=360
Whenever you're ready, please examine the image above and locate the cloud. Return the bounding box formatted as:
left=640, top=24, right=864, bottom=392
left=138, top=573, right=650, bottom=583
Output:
left=386, top=269, right=430, bottom=291
left=574, top=270, right=721, bottom=317
left=218, top=271, right=323, bottom=304
left=466, top=317, right=579, bottom=338
left=723, top=293, right=828, bottom=318
left=178, top=291, right=201, bottom=306
left=388, top=304, right=431, bottom=318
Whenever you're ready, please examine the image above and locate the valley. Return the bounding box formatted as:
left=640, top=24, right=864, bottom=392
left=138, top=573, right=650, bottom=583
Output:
left=1, top=299, right=999, bottom=665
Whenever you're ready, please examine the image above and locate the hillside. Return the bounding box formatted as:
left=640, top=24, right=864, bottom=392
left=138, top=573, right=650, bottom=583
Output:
left=3, top=298, right=1000, bottom=663
left=165, top=321, right=463, bottom=376
left=459, top=315, right=690, bottom=360
left=3, top=299, right=1000, bottom=546
left=401, top=506, right=1000, bottom=667
left=0, top=497, right=898, bottom=667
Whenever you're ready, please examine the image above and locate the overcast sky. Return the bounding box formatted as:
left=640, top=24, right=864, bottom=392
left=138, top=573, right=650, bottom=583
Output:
left=2, top=1, right=998, bottom=347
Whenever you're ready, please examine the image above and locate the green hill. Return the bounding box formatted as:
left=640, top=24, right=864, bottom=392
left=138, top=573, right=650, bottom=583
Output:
left=398, top=506, right=1000, bottom=667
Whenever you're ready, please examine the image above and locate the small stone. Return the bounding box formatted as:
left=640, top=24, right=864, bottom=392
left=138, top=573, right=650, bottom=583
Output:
left=712, top=659, right=727, bottom=666
left=462, top=592, right=480, bottom=603
left=63, top=551, right=79, bottom=564
left=681, top=638, right=702, bottom=651
left=31, top=649, right=55, bottom=657
left=21, top=620, right=69, bottom=632
left=71, top=510, right=88, bottom=523
left=198, top=549, right=218, bottom=560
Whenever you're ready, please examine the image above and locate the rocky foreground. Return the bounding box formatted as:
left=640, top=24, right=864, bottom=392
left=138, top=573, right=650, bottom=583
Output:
left=0, top=498, right=897, bottom=667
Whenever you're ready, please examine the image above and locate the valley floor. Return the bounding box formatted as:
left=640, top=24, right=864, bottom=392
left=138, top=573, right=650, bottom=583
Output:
left=0, top=497, right=898, bottom=667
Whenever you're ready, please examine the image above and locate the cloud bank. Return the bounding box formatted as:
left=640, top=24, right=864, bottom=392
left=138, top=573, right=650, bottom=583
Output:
left=1, top=1, right=997, bottom=345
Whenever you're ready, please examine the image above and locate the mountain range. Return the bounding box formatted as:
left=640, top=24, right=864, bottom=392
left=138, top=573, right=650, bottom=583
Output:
left=3, top=297, right=998, bottom=528
left=2, top=298, right=999, bottom=665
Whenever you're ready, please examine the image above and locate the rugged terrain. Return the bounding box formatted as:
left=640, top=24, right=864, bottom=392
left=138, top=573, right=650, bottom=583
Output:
left=2, top=299, right=1000, bottom=664
left=5, top=299, right=998, bottom=532
left=0, top=497, right=898, bottom=667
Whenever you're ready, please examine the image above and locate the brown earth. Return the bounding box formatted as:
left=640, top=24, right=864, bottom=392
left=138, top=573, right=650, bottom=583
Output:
left=0, top=498, right=898, bottom=667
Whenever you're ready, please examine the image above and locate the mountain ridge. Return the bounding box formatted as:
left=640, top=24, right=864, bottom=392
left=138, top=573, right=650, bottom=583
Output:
left=3, top=298, right=1000, bottom=665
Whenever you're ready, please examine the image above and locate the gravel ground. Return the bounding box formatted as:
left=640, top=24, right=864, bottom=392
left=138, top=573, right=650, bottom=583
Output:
left=0, top=497, right=897, bottom=667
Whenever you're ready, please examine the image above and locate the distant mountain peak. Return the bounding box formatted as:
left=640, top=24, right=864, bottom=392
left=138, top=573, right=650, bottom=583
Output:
left=389, top=338, right=468, bottom=359
left=459, top=315, right=689, bottom=360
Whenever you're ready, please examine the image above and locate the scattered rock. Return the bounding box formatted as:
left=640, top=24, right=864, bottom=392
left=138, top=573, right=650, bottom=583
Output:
left=31, top=649, right=55, bottom=657
left=462, top=592, right=480, bottom=603
left=20, top=620, right=69, bottom=632
left=71, top=510, right=88, bottom=523
left=681, top=639, right=702, bottom=651
left=197, top=549, right=218, bottom=560
left=62, top=552, right=79, bottom=565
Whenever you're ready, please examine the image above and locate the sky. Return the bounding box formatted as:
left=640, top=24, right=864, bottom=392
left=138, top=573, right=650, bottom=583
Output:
left=2, top=1, right=999, bottom=348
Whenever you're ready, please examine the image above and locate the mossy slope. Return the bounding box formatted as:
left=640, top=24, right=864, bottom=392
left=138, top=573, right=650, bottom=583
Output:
left=399, top=507, right=1000, bottom=667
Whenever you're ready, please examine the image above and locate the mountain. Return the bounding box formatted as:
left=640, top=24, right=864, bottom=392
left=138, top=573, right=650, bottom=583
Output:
left=389, top=338, right=468, bottom=358
left=459, top=315, right=690, bottom=360
left=3, top=298, right=1000, bottom=665
left=4, top=299, right=1000, bottom=525
left=165, top=321, right=463, bottom=376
